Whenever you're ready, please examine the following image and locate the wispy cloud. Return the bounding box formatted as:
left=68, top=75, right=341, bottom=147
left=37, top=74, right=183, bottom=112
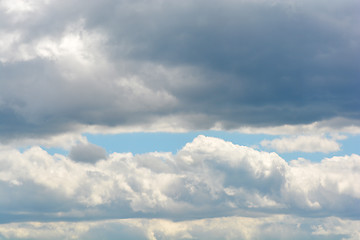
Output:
left=261, top=135, right=341, bottom=153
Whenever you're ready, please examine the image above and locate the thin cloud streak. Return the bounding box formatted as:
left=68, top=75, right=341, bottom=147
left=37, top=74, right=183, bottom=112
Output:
left=261, top=135, right=341, bottom=153
left=1, top=216, right=360, bottom=240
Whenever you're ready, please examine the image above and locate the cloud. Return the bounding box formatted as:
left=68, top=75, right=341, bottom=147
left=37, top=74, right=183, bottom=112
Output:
left=233, top=117, right=360, bottom=135
left=0, top=0, right=359, bottom=139
left=261, top=135, right=341, bottom=153
left=0, top=2, right=360, bottom=238
left=69, top=142, right=107, bottom=163
left=1, top=135, right=360, bottom=223
left=0, top=132, right=87, bottom=150
left=1, top=216, right=360, bottom=240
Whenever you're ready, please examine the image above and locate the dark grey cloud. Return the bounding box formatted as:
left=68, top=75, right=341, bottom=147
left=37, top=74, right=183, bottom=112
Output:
left=0, top=0, right=359, bottom=139
left=118, top=0, right=360, bottom=125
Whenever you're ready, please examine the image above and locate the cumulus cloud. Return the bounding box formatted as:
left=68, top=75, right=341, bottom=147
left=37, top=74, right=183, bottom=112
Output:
left=261, top=135, right=341, bottom=153
left=1, top=135, right=359, bottom=223
left=0, top=0, right=359, bottom=140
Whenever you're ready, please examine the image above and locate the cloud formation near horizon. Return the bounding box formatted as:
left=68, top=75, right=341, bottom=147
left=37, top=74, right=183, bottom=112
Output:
left=1, top=135, right=360, bottom=239
left=1, top=216, right=360, bottom=240
left=0, top=0, right=359, bottom=140
left=1, top=136, right=359, bottom=221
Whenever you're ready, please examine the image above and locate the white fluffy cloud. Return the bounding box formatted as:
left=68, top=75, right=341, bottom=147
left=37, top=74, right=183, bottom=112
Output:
left=261, top=135, right=341, bottom=153
left=1, top=136, right=359, bottom=223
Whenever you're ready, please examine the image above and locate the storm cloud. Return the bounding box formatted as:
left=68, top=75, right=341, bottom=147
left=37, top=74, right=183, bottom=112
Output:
left=0, top=0, right=359, bottom=139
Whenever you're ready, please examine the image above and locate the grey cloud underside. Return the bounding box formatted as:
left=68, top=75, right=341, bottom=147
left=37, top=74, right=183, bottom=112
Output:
left=69, top=142, right=107, bottom=163
left=1, top=0, right=359, bottom=137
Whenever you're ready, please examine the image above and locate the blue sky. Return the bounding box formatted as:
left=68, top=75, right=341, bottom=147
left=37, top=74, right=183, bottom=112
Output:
left=84, top=131, right=267, bottom=154
left=83, top=131, right=360, bottom=162
left=0, top=0, right=360, bottom=239
left=40, top=131, right=360, bottom=164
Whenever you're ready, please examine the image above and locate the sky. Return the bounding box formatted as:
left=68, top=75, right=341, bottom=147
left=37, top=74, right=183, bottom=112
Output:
left=0, top=0, right=360, bottom=239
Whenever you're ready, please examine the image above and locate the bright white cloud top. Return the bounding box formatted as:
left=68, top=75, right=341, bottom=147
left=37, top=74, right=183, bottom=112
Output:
left=0, top=0, right=359, bottom=239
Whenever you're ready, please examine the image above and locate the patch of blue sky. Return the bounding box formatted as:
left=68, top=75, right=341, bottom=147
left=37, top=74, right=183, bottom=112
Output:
left=42, top=147, right=68, bottom=156
left=339, top=134, right=360, bottom=156
left=18, top=145, right=68, bottom=156
left=39, top=132, right=359, bottom=161
left=84, top=131, right=273, bottom=154
left=84, top=131, right=360, bottom=162
left=278, top=152, right=337, bottom=162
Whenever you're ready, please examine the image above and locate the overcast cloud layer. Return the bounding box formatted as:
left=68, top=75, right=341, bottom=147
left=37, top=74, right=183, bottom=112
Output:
left=0, top=0, right=359, bottom=139
left=1, top=135, right=360, bottom=239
